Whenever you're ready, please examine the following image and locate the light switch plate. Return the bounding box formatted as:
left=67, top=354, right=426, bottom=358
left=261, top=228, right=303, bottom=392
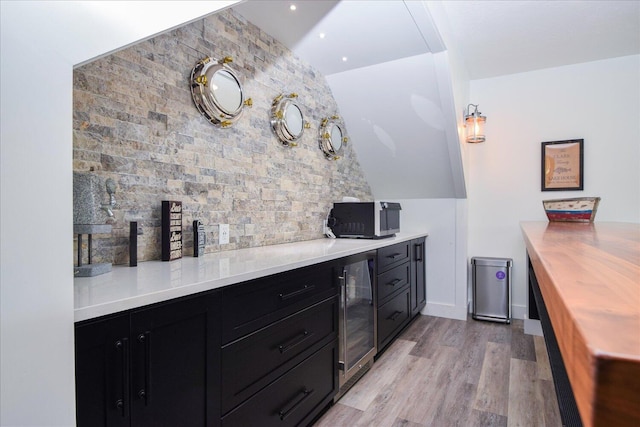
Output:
left=219, top=224, right=229, bottom=245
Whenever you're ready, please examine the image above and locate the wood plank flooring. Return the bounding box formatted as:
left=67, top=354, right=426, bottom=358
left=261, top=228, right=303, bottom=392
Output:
left=314, top=315, right=562, bottom=427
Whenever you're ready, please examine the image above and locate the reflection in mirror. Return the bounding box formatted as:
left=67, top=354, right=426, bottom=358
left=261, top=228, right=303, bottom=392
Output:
left=270, top=93, right=307, bottom=146
left=211, top=69, right=242, bottom=114
left=330, top=124, right=342, bottom=151
left=190, top=56, right=252, bottom=128
left=284, top=103, right=303, bottom=136
left=319, top=115, right=348, bottom=160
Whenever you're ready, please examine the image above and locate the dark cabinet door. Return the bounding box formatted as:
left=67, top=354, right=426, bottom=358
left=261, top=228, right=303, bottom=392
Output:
left=75, top=314, right=130, bottom=427
left=75, top=292, right=220, bottom=427
left=411, top=237, right=426, bottom=317
left=130, top=293, right=219, bottom=427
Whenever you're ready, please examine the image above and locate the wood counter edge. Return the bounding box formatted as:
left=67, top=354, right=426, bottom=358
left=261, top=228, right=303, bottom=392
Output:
left=521, top=223, right=640, bottom=427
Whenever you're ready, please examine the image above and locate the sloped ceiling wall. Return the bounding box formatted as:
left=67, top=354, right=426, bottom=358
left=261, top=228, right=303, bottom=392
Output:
left=234, top=0, right=467, bottom=200
left=327, top=53, right=459, bottom=199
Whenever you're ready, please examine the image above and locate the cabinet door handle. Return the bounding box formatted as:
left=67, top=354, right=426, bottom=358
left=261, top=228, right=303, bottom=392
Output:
left=279, top=284, right=315, bottom=301
left=386, top=278, right=402, bottom=287
left=278, top=330, right=314, bottom=354
left=137, top=331, right=151, bottom=406
left=387, top=252, right=402, bottom=259
left=114, top=338, right=129, bottom=418
left=278, top=388, right=314, bottom=421
left=388, top=310, right=403, bottom=321
left=414, top=243, right=423, bottom=262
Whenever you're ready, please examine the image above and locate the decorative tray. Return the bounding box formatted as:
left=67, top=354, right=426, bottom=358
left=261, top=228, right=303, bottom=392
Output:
left=543, top=197, right=601, bottom=222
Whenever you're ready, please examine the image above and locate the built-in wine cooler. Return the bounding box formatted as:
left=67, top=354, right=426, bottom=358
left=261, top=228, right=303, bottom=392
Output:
left=335, top=251, right=377, bottom=401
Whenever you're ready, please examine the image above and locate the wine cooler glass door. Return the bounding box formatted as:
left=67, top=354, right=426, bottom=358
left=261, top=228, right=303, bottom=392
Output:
left=339, top=255, right=376, bottom=386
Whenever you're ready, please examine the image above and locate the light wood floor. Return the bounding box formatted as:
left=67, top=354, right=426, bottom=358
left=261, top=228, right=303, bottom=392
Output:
left=314, top=315, right=562, bottom=427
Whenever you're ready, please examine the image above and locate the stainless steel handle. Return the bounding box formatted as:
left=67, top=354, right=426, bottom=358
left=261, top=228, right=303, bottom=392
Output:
left=338, top=270, right=347, bottom=372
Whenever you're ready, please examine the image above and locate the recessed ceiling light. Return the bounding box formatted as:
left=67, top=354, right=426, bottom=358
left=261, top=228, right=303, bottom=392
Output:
left=319, top=32, right=326, bottom=39
left=289, top=4, right=297, bottom=11
left=342, top=56, right=348, bottom=62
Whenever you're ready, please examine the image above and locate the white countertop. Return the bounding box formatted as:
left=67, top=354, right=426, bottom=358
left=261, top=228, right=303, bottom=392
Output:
left=74, top=232, right=428, bottom=322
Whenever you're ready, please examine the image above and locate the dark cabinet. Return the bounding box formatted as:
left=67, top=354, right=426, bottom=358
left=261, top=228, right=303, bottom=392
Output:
left=75, top=239, right=426, bottom=426
left=222, top=341, right=338, bottom=427
left=410, top=237, right=426, bottom=317
left=75, top=292, right=219, bottom=427
left=377, top=287, right=411, bottom=351
left=221, top=296, right=338, bottom=414
left=219, top=260, right=339, bottom=425
left=375, top=241, right=412, bottom=352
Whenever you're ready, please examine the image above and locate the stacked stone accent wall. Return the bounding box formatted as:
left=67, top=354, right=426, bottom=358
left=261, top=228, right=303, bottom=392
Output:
left=73, top=8, right=372, bottom=265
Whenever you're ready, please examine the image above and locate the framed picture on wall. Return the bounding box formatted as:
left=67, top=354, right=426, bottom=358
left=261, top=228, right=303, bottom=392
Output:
left=541, top=139, right=584, bottom=191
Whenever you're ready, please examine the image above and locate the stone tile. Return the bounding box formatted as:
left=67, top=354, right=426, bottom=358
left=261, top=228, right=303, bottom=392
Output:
left=73, top=8, right=372, bottom=265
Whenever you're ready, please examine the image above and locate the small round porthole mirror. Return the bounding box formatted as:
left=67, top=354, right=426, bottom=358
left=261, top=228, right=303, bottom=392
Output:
left=270, top=93, right=308, bottom=147
left=319, top=115, right=348, bottom=160
left=190, top=56, right=253, bottom=128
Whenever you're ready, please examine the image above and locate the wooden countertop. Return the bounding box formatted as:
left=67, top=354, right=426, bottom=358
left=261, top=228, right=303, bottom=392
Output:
left=521, top=221, right=640, bottom=427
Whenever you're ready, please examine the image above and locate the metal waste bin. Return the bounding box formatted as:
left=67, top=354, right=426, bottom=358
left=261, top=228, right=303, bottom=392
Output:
left=472, top=257, right=512, bottom=323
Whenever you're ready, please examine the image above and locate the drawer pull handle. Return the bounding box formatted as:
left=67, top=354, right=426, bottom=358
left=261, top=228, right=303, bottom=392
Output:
left=278, top=388, right=314, bottom=421
left=278, top=330, right=314, bottom=354
left=387, top=253, right=403, bottom=259
left=279, top=284, right=315, bottom=301
left=386, top=278, right=402, bottom=287
left=388, top=310, right=403, bottom=321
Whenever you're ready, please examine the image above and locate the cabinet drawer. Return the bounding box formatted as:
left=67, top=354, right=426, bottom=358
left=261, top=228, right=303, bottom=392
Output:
left=222, top=261, right=338, bottom=343
left=376, top=262, right=410, bottom=305
left=377, top=241, right=410, bottom=272
left=221, top=296, right=338, bottom=414
left=377, top=287, right=411, bottom=351
left=222, top=341, right=337, bottom=427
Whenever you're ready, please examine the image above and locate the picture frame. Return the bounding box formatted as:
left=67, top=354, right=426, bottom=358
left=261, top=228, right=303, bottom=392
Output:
left=541, top=139, right=584, bottom=191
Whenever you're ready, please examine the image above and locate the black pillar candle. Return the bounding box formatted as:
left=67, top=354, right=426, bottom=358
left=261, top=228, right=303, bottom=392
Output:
left=130, top=221, right=137, bottom=267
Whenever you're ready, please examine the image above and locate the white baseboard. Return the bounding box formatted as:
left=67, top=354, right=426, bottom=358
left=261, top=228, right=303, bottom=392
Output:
left=422, top=302, right=468, bottom=320
left=524, top=318, right=543, bottom=336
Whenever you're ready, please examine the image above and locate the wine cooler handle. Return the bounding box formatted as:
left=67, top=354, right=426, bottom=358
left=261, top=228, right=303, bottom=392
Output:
left=338, top=270, right=347, bottom=372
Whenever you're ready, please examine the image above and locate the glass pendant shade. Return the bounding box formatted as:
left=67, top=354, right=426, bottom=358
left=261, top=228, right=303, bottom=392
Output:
left=464, top=104, right=486, bottom=143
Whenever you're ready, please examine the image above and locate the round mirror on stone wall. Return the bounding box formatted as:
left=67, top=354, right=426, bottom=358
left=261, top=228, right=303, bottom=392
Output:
left=270, top=93, right=308, bottom=146
left=190, top=56, right=253, bottom=128
left=319, top=115, right=348, bottom=160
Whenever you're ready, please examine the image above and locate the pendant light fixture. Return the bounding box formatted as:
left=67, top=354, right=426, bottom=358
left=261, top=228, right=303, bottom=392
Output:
left=464, top=104, right=486, bottom=143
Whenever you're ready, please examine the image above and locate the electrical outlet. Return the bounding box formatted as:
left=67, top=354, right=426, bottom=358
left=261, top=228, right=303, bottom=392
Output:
left=219, top=224, right=229, bottom=245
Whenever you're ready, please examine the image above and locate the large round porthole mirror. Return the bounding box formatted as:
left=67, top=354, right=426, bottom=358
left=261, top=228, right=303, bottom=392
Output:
left=319, top=115, right=348, bottom=160
left=190, top=56, right=252, bottom=128
left=270, top=93, right=308, bottom=146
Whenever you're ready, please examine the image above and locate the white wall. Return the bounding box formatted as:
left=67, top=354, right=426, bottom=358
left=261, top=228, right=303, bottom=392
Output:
left=0, top=2, right=237, bottom=425
left=467, top=55, right=640, bottom=319
left=394, top=199, right=468, bottom=320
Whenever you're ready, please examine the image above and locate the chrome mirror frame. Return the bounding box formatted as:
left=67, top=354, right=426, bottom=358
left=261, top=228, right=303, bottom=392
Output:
left=190, top=56, right=253, bottom=128
left=270, top=93, right=308, bottom=146
left=319, top=115, right=348, bottom=160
